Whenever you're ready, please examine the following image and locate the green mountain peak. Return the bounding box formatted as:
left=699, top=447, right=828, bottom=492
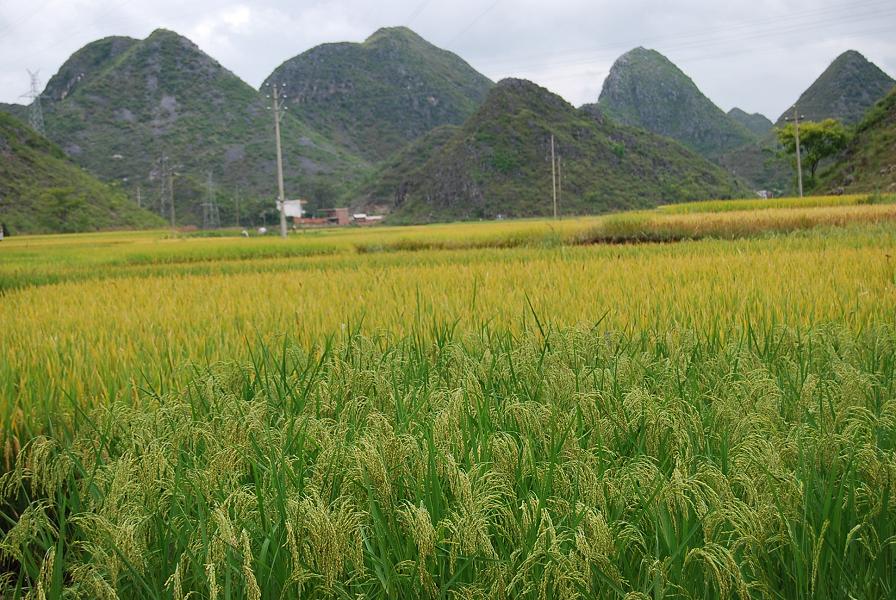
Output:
left=598, top=47, right=753, bottom=159
left=364, top=26, right=426, bottom=44
left=36, top=28, right=368, bottom=226
left=42, top=35, right=138, bottom=101
left=776, top=50, right=895, bottom=125
left=727, top=108, right=773, bottom=139
left=355, top=77, right=748, bottom=222
left=263, top=28, right=493, bottom=162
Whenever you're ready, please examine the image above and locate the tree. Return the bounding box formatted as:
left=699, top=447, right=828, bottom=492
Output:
left=776, top=119, right=850, bottom=181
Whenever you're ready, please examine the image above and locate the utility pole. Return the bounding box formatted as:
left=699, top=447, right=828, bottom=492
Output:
left=785, top=105, right=805, bottom=198
left=158, top=155, right=168, bottom=219
left=20, top=70, right=45, bottom=135
left=157, top=155, right=179, bottom=228
left=136, top=185, right=142, bottom=209
left=234, top=188, right=241, bottom=228
left=202, top=171, right=220, bottom=229
left=168, top=169, right=176, bottom=229
left=557, top=156, right=562, bottom=219
left=550, top=134, right=558, bottom=220
left=266, top=82, right=289, bottom=238
left=157, top=163, right=164, bottom=214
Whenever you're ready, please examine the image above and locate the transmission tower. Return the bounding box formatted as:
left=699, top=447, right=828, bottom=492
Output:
left=20, top=70, right=45, bottom=135
left=202, top=171, right=220, bottom=229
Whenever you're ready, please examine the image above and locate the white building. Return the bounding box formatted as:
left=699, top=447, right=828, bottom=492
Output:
left=276, top=199, right=307, bottom=219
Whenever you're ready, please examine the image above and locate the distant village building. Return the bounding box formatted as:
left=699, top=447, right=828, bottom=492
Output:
left=287, top=205, right=383, bottom=228
left=321, top=208, right=351, bottom=226
left=291, top=208, right=350, bottom=227
left=352, top=213, right=385, bottom=226
left=276, top=199, right=307, bottom=219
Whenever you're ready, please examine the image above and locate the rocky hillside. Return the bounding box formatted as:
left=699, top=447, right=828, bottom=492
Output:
left=35, top=29, right=369, bottom=225
left=597, top=47, right=754, bottom=160
left=821, top=89, right=896, bottom=193
left=0, top=111, right=163, bottom=234
left=716, top=143, right=792, bottom=195
left=775, top=50, right=894, bottom=126
left=263, top=27, right=493, bottom=162
left=0, top=102, right=27, bottom=122
left=716, top=108, right=789, bottom=193
left=42, top=35, right=139, bottom=102
left=727, top=108, right=772, bottom=139
left=356, top=79, right=749, bottom=222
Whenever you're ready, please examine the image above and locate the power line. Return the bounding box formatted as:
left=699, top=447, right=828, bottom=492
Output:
left=525, top=21, right=895, bottom=86
left=478, top=13, right=896, bottom=79
left=0, top=0, right=58, bottom=37
left=445, top=0, right=502, bottom=46
left=280, top=4, right=894, bottom=111
left=473, top=0, right=895, bottom=71
left=404, top=0, right=435, bottom=26
left=4, top=0, right=890, bottom=114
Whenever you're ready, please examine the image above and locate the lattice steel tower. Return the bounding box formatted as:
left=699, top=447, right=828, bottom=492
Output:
left=21, top=70, right=45, bottom=135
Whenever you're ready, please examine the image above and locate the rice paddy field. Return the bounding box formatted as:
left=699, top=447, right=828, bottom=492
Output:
left=1, top=195, right=896, bottom=598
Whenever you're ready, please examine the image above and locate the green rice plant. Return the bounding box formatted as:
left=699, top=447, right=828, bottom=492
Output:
left=1, top=324, right=894, bottom=598
left=1, top=204, right=894, bottom=598
left=2, top=221, right=895, bottom=449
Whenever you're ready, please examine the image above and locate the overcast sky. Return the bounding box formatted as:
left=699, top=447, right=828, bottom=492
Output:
left=1, top=0, right=894, bottom=119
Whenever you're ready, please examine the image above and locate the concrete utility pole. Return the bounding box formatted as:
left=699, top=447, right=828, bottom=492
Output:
left=266, top=82, right=289, bottom=238
left=550, top=134, right=558, bottom=220
left=785, top=105, right=806, bottom=198
left=157, top=163, right=164, bottom=213
left=21, top=70, right=46, bottom=135
left=157, top=155, right=179, bottom=228
left=158, top=155, right=169, bottom=220
left=202, top=171, right=220, bottom=229
left=136, top=185, right=142, bottom=208
left=234, top=188, right=241, bottom=228
left=557, top=156, right=562, bottom=219
left=169, top=169, right=176, bottom=228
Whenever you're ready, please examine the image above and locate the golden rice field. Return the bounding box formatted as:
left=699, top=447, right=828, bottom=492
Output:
left=1, top=197, right=895, bottom=598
